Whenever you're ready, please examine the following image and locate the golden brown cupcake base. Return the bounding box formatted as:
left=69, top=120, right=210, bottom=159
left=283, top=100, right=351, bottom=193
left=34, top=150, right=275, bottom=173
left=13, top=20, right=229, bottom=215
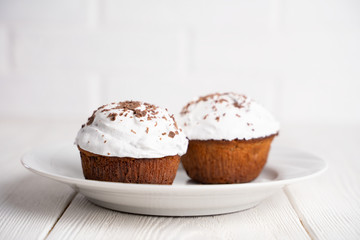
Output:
left=79, top=147, right=180, bottom=185
left=181, top=135, right=276, bottom=184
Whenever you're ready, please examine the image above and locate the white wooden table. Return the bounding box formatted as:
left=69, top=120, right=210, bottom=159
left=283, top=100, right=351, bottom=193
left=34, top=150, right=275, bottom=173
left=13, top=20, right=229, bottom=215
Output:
left=0, top=120, right=359, bottom=239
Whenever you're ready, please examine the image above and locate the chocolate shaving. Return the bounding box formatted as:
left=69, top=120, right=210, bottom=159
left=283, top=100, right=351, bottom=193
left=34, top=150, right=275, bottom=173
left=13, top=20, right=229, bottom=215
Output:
left=104, top=140, right=107, bottom=143
left=86, top=110, right=96, bottom=125
left=170, top=115, right=178, bottom=129
left=85, top=101, right=172, bottom=132
left=113, top=101, right=141, bottom=110
left=180, top=103, right=192, bottom=115
left=107, top=112, right=118, bottom=121
left=203, top=114, right=208, bottom=120
left=134, top=109, right=147, bottom=118
left=131, top=129, right=136, bottom=134
left=236, top=114, right=241, bottom=118
left=107, top=101, right=157, bottom=119
left=175, top=131, right=179, bottom=135
left=162, top=132, right=166, bottom=135
left=145, top=127, right=149, bottom=134
left=97, top=104, right=107, bottom=110
left=168, top=131, right=176, bottom=138
left=234, top=102, right=244, bottom=109
left=215, top=116, right=220, bottom=122
left=180, top=92, right=248, bottom=115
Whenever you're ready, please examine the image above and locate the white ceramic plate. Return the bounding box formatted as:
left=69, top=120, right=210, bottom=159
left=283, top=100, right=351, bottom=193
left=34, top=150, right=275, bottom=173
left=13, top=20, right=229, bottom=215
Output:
left=21, top=144, right=327, bottom=216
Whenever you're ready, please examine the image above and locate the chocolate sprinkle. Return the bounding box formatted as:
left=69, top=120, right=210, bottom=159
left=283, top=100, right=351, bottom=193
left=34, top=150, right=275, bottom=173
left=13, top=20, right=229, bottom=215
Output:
left=180, top=92, right=249, bottom=115
left=168, top=131, right=175, bottom=138
left=86, top=110, right=96, bottom=125
left=108, top=112, right=118, bottom=121
left=170, top=115, right=179, bottom=129
left=233, top=102, right=244, bottom=109
left=134, top=109, right=147, bottom=118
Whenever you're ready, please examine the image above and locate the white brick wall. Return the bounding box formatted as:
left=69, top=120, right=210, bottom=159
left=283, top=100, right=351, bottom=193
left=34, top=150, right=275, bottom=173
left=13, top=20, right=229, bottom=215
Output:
left=13, top=27, right=179, bottom=73
left=0, top=24, right=10, bottom=74
left=0, top=0, right=359, bottom=124
left=0, top=72, right=97, bottom=119
left=103, top=0, right=273, bottom=30
left=0, top=0, right=90, bottom=26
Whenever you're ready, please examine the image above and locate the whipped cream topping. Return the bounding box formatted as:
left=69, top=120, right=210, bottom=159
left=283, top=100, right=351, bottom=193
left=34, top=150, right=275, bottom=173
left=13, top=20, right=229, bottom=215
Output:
left=179, top=92, right=280, bottom=141
left=75, top=101, right=188, bottom=158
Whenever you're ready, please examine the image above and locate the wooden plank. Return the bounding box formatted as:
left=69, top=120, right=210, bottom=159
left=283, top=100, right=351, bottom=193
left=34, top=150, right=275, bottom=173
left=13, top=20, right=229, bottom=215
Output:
left=47, top=192, right=310, bottom=240
left=0, top=172, right=76, bottom=240
left=0, top=121, right=77, bottom=240
left=277, top=125, right=360, bottom=239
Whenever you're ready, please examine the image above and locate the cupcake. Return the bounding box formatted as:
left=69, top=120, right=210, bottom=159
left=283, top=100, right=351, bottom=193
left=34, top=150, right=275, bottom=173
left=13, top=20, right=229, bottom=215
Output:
left=180, top=92, right=279, bottom=184
left=75, top=101, right=188, bottom=185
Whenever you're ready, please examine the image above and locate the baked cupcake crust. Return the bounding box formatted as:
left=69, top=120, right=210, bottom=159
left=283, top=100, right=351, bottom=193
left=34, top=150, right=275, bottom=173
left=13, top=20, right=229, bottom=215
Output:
left=181, top=135, right=276, bottom=184
left=79, top=146, right=180, bottom=184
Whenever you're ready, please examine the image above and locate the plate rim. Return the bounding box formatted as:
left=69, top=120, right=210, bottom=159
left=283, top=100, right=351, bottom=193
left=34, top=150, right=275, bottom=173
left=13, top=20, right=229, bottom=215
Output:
left=20, top=143, right=328, bottom=193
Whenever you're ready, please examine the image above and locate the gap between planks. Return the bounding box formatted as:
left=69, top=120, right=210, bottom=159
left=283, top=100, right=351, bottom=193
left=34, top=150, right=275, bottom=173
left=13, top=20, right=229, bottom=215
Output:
left=44, top=192, right=78, bottom=240
left=283, top=187, right=315, bottom=240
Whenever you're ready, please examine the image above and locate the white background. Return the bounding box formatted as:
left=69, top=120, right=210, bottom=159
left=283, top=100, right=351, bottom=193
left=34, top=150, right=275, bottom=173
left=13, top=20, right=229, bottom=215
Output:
left=0, top=0, right=359, bottom=125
